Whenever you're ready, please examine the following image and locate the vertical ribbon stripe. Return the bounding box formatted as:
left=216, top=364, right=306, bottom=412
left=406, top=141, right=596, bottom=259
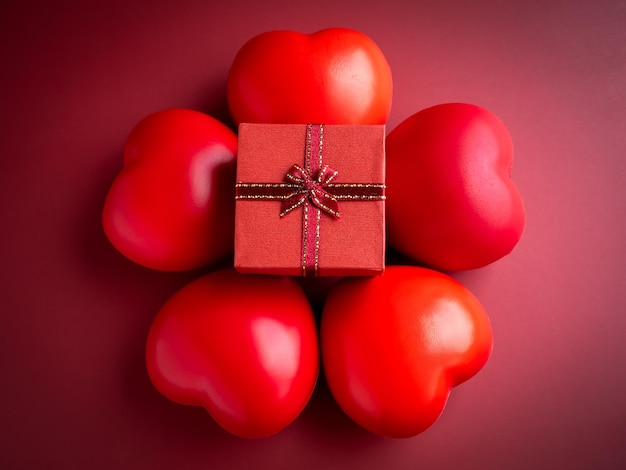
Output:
left=303, top=124, right=323, bottom=276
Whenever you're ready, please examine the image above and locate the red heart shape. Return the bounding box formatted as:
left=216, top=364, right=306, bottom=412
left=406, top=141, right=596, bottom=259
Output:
left=102, top=109, right=237, bottom=271
left=321, top=266, right=493, bottom=438
left=146, top=269, right=319, bottom=438
left=227, top=28, right=393, bottom=125
left=386, top=103, right=526, bottom=271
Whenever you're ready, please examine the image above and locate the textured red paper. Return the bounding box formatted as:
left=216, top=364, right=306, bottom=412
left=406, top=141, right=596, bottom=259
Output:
left=235, top=123, right=385, bottom=276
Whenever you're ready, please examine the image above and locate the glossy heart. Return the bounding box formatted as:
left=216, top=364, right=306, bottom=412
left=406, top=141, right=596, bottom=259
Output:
left=386, top=103, right=526, bottom=271
left=102, top=109, right=237, bottom=271
left=227, top=28, right=393, bottom=125
left=321, top=266, right=493, bottom=438
left=146, top=269, right=319, bottom=438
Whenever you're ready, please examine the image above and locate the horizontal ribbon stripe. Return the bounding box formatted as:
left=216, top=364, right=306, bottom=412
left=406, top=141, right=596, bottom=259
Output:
left=235, top=183, right=301, bottom=199
left=235, top=183, right=386, bottom=202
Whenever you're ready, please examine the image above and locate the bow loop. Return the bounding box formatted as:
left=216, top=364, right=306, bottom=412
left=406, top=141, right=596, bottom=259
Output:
left=281, top=164, right=340, bottom=218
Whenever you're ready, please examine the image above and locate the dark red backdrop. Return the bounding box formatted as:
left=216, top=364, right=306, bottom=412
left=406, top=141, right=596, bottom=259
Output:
left=2, top=0, right=625, bottom=468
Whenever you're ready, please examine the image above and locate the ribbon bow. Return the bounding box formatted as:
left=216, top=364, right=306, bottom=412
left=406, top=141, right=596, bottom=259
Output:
left=281, top=164, right=340, bottom=218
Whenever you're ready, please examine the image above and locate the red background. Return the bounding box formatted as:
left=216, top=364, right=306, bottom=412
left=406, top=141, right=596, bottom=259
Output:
left=1, top=0, right=625, bottom=468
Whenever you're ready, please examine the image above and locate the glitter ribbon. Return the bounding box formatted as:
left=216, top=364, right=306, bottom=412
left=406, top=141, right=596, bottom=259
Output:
left=235, top=124, right=385, bottom=276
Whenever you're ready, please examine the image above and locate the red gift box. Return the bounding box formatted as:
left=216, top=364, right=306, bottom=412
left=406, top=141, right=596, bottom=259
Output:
left=234, top=123, right=386, bottom=277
